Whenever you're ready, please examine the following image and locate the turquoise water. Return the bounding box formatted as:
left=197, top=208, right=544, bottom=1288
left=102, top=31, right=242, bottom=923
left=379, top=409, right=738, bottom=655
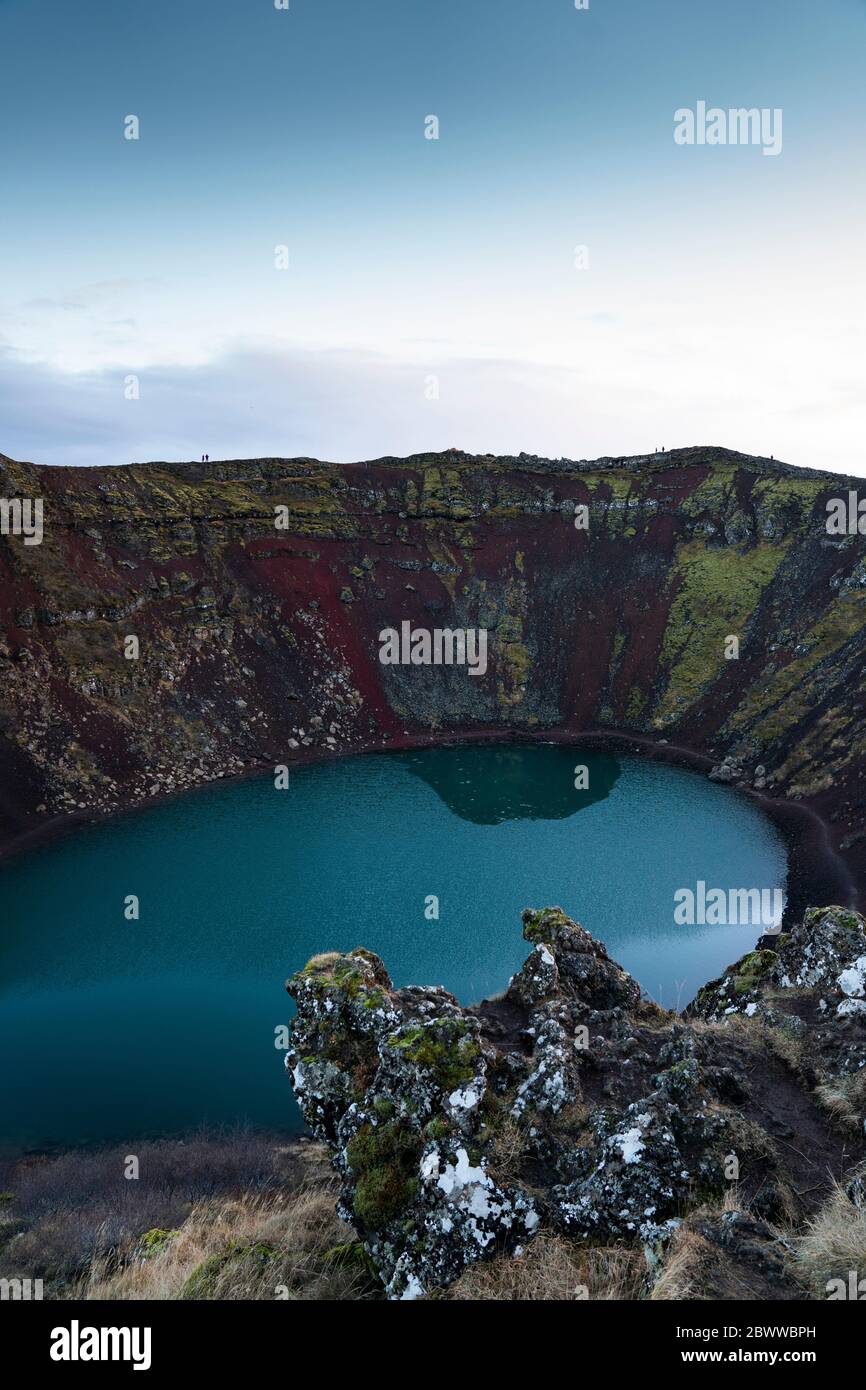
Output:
left=0, top=745, right=786, bottom=1153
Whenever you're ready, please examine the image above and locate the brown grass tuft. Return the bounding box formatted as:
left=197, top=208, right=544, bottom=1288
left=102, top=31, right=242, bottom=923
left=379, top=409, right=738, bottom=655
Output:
left=446, top=1233, right=645, bottom=1301
left=793, top=1164, right=866, bottom=1297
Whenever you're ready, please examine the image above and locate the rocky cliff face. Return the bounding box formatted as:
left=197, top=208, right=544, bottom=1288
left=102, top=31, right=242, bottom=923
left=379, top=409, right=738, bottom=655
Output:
left=2, top=445, right=866, bottom=884
left=286, top=905, right=866, bottom=1300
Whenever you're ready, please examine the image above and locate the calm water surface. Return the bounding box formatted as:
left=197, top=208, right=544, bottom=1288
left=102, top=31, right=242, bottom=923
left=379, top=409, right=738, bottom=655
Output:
left=0, top=745, right=787, bottom=1152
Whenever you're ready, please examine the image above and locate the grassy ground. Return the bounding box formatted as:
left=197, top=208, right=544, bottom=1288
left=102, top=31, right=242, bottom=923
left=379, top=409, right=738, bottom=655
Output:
left=0, top=1130, right=370, bottom=1301
left=2, top=1129, right=863, bottom=1300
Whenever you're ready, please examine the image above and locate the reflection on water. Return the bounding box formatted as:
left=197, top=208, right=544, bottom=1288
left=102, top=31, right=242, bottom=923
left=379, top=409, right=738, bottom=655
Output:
left=403, top=744, right=621, bottom=824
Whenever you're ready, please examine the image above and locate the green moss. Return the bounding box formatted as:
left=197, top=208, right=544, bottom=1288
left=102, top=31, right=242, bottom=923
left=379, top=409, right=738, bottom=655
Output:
left=179, top=1242, right=276, bottom=1300
left=729, top=593, right=866, bottom=750
left=323, top=1241, right=379, bottom=1279
left=522, top=906, right=571, bottom=945
left=361, top=990, right=387, bottom=1010
left=625, top=684, right=647, bottom=722
left=385, top=1018, right=481, bottom=1093
left=346, top=1121, right=421, bottom=1230
left=592, top=473, right=637, bottom=504
left=179, top=1254, right=227, bottom=1300
left=138, top=1228, right=180, bottom=1258
left=297, top=952, right=383, bottom=1005
left=656, top=539, right=788, bottom=719
left=419, top=466, right=473, bottom=519
left=677, top=465, right=738, bottom=517
left=423, top=1116, right=454, bottom=1141
left=732, top=949, right=778, bottom=995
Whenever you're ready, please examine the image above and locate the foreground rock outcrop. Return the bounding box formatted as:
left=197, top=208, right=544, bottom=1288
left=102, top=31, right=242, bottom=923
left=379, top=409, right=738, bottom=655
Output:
left=286, top=906, right=866, bottom=1299
left=2, top=446, right=866, bottom=903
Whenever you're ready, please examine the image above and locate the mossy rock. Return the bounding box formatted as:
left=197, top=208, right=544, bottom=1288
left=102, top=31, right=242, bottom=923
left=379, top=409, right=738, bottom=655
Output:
left=346, top=1120, right=422, bottom=1231
left=384, top=1017, right=482, bottom=1093
left=297, top=948, right=391, bottom=1002
left=732, top=949, right=778, bottom=995
left=522, top=906, right=572, bottom=946
left=423, top=1115, right=454, bottom=1142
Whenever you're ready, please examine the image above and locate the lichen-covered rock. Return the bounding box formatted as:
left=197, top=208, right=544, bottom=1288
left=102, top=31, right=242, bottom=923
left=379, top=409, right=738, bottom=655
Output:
left=506, top=940, right=559, bottom=1009
left=286, top=941, right=539, bottom=1299
left=514, top=907, right=641, bottom=1013
left=287, top=903, right=866, bottom=1297
left=284, top=911, right=717, bottom=1289
left=552, top=1073, right=729, bottom=1243
left=692, top=906, right=866, bottom=1022
left=511, top=1017, right=578, bottom=1118
left=286, top=949, right=400, bottom=1143
left=377, top=1140, right=539, bottom=1299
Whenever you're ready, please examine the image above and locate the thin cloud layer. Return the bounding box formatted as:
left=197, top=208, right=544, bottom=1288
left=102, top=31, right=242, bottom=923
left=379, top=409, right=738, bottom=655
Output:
left=1, top=343, right=863, bottom=475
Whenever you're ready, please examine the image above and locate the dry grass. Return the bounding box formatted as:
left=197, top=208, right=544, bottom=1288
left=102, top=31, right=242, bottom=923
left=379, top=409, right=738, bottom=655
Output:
left=764, top=1024, right=807, bottom=1073
left=692, top=1009, right=806, bottom=1073
left=792, top=1164, right=866, bottom=1297
left=650, top=1188, right=800, bottom=1302
left=80, top=1183, right=368, bottom=1301
left=0, top=1130, right=374, bottom=1301
left=446, top=1233, right=645, bottom=1302
left=484, top=1116, right=529, bottom=1186
left=649, top=1229, right=718, bottom=1301
left=814, top=1071, right=866, bottom=1135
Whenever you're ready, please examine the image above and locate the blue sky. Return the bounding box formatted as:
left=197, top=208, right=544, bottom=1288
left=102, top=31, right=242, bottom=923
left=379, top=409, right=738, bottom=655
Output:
left=1, top=0, right=864, bottom=470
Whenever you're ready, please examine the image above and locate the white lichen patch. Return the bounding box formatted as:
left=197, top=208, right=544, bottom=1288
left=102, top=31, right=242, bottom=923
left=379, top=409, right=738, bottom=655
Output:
left=838, top=956, right=866, bottom=999
left=614, top=1113, right=651, bottom=1165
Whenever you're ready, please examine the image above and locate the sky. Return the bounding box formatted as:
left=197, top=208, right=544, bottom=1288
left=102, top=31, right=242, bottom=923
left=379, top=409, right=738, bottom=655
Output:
left=1, top=0, right=865, bottom=472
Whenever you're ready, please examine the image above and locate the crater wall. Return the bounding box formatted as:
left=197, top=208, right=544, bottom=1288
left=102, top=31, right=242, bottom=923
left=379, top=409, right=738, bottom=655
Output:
left=2, top=445, right=865, bottom=890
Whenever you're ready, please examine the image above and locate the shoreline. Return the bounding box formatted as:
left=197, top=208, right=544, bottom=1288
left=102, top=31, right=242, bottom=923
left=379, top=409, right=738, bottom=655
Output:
left=1, top=724, right=856, bottom=926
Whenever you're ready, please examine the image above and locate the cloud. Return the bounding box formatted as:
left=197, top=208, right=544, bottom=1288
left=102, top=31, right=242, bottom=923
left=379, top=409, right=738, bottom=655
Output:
left=0, top=344, right=579, bottom=467
left=0, top=340, right=864, bottom=476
